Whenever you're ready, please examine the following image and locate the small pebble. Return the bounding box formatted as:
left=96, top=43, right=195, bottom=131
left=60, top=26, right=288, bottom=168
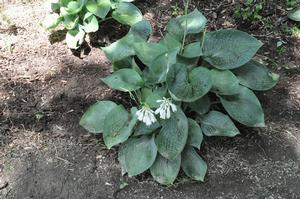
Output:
left=0, top=177, right=8, bottom=190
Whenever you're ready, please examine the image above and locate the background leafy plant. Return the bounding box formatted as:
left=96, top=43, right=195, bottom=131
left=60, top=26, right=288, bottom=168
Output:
left=43, top=0, right=143, bottom=49
left=79, top=4, right=279, bottom=185
left=234, top=0, right=264, bottom=21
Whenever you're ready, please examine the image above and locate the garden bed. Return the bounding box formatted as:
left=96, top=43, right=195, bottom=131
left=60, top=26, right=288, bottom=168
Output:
left=0, top=0, right=300, bottom=198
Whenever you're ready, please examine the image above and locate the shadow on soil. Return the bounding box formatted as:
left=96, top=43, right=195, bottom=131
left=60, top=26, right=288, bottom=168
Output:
left=1, top=55, right=300, bottom=198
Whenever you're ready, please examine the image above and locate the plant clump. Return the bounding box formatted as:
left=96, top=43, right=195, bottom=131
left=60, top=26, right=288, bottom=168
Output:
left=79, top=5, right=279, bottom=185
left=43, top=0, right=143, bottom=49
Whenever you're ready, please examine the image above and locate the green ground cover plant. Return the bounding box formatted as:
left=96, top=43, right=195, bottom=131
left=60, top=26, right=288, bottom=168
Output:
left=43, top=0, right=142, bottom=49
left=79, top=1, right=279, bottom=185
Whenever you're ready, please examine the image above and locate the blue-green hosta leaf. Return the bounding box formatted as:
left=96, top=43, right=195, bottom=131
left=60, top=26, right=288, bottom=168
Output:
left=203, top=29, right=263, bottom=69
left=119, top=135, right=157, bottom=176
left=112, top=2, right=142, bottom=26
left=83, top=13, right=99, bottom=33
left=233, top=60, right=279, bottom=91
left=182, top=42, right=202, bottom=58
left=112, top=57, right=133, bottom=71
left=210, top=69, right=240, bottom=95
left=103, top=37, right=136, bottom=62
left=181, top=146, right=207, bottom=182
left=118, top=143, right=128, bottom=175
left=133, top=42, right=168, bottom=66
left=177, top=54, right=199, bottom=66
left=177, top=9, right=207, bottom=34
left=150, top=154, right=181, bottom=185
left=103, top=106, right=138, bottom=149
left=103, top=21, right=149, bottom=62
left=288, top=7, right=300, bottom=22
left=160, top=33, right=182, bottom=52
left=102, top=68, right=144, bottom=92
left=201, top=111, right=240, bottom=137
left=128, top=20, right=152, bottom=40
left=219, top=86, right=265, bottom=127
left=155, top=109, right=189, bottom=160
left=79, top=101, right=117, bottom=133
left=43, top=14, right=62, bottom=30
left=142, top=35, right=180, bottom=84
left=66, top=26, right=85, bottom=49
left=86, top=0, right=111, bottom=19
left=167, top=64, right=213, bottom=102
left=187, top=95, right=210, bottom=115
left=187, top=119, right=203, bottom=149
left=143, top=51, right=176, bottom=84
left=133, top=121, right=161, bottom=137
left=141, top=88, right=163, bottom=108
left=166, top=18, right=185, bottom=40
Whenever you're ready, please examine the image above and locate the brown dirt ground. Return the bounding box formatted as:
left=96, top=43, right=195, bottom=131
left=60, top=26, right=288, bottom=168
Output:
left=0, top=0, right=300, bottom=198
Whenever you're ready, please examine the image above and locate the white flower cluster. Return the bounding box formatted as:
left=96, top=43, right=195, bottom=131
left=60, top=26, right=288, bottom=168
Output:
left=136, top=98, right=177, bottom=126
left=136, top=106, right=157, bottom=126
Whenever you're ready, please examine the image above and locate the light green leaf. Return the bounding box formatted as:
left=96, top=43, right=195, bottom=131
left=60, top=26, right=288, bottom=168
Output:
left=112, top=2, right=143, bottom=26
left=201, top=111, right=240, bottom=137
left=210, top=69, right=240, bottom=95
left=65, top=0, right=87, bottom=15
left=182, top=42, right=202, bottom=58
left=119, top=135, right=157, bottom=176
left=233, top=60, right=279, bottom=91
left=103, top=106, right=138, bottom=149
left=60, top=0, right=72, bottom=7
left=63, top=15, right=79, bottom=30
left=187, top=95, right=210, bottom=115
left=79, top=101, right=117, bottom=134
left=43, top=14, right=62, bottom=30
left=51, top=2, right=60, bottom=12
left=83, top=13, right=99, bottom=33
left=133, top=121, right=161, bottom=137
left=155, top=109, right=188, bottom=160
left=219, top=86, right=265, bottom=127
left=181, top=146, right=207, bottom=182
left=176, top=9, right=207, bottom=34
left=102, top=68, right=144, bottom=92
left=167, top=64, right=213, bottom=102
left=203, top=29, right=263, bottom=69
left=288, top=7, right=300, bottom=22
left=66, top=26, right=85, bottom=49
left=86, top=0, right=111, bottom=19
left=187, top=119, right=203, bottom=149
left=150, top=154, right=181, bottom=185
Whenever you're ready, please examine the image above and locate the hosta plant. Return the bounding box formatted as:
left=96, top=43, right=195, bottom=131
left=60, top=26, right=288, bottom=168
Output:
left=79, top=8, right=279, bottom=185
left=43, top=0, right=143, bottom=49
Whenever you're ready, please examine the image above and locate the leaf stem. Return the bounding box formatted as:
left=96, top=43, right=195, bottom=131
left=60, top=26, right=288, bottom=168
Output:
left=201, top=27, right=207, bottom=48
left=180, top=0, right=190, bottom=54
left=99, top=17, right=113, bottom=24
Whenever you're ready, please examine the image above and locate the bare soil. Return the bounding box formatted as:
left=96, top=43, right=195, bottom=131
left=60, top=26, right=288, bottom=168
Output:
left=0, top=0, right=300, bottom=198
